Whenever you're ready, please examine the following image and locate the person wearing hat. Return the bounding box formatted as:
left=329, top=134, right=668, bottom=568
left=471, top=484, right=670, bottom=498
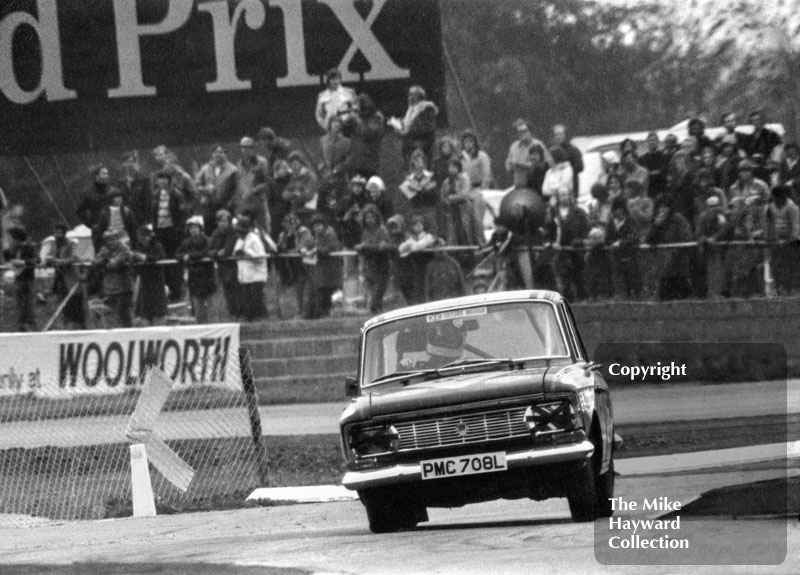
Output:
left=298, top=213, right=340, bottom=319
left=3, top=226, right=38, bottom=331
left=315, top=68, right=356, bottom=133
left=176, top=216, right=216, bottom=324
left=235, top=135, right=271, bottom=240
left=208, top=209, right=240, bottom=320
left=132, top=224, right=168, bottom=325
left=365, top=175, right=394, bottom=223
left=94, top=228, right=134, bottom=328
left=729, top=159, right=770, bottom=205
left=233, top=215, right=268, bottom=321
left=44, top=222, right=85, bottom=329
left=98, top=187, right=137, bottom=248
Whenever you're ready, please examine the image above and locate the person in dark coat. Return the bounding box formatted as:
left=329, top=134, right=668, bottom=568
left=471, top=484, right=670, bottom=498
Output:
left=97, top=188, right=138, bottom=248
left=340, top=92, right=385, bottom=179
left=3, top=227, right=38, bottom=331
left=646, top=194, right=694, bottom=300
left=605, top=196, right=642, bottom=299
left=150, top=170, right=186, bottom=302
left=176, top=216, right=216, bottom=324
left=132, top=225, right=168, bottom=325
left=355, top=204, right=392, bottom=314
left=389, top=85, right=439, bottom=167
left=299, top=213, right=341, bottom=318
left=120, top=151, right=152, bottom=229
left=77, top=165, right=111, bottom=254
left=553, top=191, right=589, bottom=301
left=208, top=209, right=240, bottom=320
left=94, top=229, right=134, bottom=328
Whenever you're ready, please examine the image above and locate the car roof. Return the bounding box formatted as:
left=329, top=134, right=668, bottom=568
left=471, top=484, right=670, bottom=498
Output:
left=363, top=290, right=565, bottom=329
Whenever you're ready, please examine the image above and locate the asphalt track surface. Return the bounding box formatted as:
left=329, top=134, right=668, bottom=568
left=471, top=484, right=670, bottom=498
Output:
left=2, top=378, right=797, bottom=449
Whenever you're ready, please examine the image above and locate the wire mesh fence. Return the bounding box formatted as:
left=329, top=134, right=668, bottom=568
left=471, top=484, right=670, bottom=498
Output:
left=0, top=351, right=263, bottom=520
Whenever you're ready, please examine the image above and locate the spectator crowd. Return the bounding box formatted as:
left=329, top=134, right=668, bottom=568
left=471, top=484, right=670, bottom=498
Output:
left=1, top=68, right=799, bottom=331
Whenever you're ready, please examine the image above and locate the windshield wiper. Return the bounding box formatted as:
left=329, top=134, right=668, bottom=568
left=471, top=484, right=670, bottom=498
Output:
left=370, top=370, right=436, bottom=384
left=436, top=358, right=525, bottom=371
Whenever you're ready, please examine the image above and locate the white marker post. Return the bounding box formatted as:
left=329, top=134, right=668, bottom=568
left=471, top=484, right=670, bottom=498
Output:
left=129, top=443, right=156, bottom=517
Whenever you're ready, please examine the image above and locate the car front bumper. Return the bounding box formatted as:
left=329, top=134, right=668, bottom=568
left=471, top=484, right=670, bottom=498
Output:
left=342, top=439, right=594, bottom=491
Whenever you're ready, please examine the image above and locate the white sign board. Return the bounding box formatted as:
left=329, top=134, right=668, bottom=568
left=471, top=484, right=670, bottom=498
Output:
left=0, top=324, right=241, bottom=398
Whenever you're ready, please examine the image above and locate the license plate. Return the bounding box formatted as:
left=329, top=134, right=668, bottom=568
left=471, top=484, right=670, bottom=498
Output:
left=420, top=452, right=507, bottom=480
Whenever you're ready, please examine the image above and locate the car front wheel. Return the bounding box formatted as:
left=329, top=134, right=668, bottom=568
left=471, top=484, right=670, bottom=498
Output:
left=567, top=435, right=614, bottom=522
left=360, top=489, right=425, bottom=533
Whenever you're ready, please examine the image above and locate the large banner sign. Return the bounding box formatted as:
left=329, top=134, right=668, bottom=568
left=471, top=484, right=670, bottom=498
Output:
left=0, top=323, right=241, bottom=397
left=0, top=0, right=445, bottom=154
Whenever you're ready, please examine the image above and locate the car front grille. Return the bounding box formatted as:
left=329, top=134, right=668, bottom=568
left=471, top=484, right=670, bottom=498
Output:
left=394, top=406, right=531, bottom=452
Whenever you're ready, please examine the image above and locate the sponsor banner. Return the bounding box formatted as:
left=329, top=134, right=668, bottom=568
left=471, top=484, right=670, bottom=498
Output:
left=0, top=323, right=241, bottom=397
left=0, top=0, right=445, bottom=154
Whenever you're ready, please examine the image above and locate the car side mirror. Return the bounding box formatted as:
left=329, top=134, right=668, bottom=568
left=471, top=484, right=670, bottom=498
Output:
left=345, top=376, right=359, bottom=398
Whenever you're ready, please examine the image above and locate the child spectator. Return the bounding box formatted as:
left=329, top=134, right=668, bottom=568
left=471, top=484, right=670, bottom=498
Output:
left=233, top=215, right=268, bottom=321
left=177, top=216, right=216, bottom=324
left=94, top=229, right=134, bottom=328
left=45, top=222, right=85, bottom=329
left=605, top=196, right=642, bottom=299
left=299, top=213, right=341, bottom=319
left=356, top=204, right=392, bottom=314
left=3, top=227, right=38, bottom=331
left=398, top=214, right=437, bottom=304
left=208, top=209, right=240, bottom=320
left=276, top=213, right=312, bottom=316
left=132, top=225, right=168, bottom=325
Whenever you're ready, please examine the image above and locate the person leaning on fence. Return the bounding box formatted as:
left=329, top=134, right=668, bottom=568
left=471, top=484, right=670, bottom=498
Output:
left=605, top=196, right=642, bottom=300
left=553, top=190, right=589, bottom=302
left=277, top=213, right=312, bottom=317
left=399, top=149, right=440, bottom=237
left=398, top=214, right=437, bottom=305
left=583, top=225, right=612, bottom=301
left=46, top=222, right=85, bottom=329
left=177, top=216, right=217, bottom=324
left=150, top=170, right=186, bottom=303
left=94, top=229, right=134, bottom=328
left=304, top=213, right=341, bottom=319
left=766, top=184, right=800, bottom=295
left=695, top=195, right=729, bottom=298
left=355, top=204, right=392, bottom=314
left=207, top=209, right=240, bottom=320
left=3, top=227, right=38, bottom=331
left=232, top=215, right=268, bottom=322
left=132, top=225, right=167, bottom=326
left=386, top=214, right=414, bottom=304
left=646, top=194, right=693, bottom=301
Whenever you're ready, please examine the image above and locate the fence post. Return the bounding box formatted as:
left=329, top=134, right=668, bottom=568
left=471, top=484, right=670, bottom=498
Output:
left=239, top=347, right=270, bottom=486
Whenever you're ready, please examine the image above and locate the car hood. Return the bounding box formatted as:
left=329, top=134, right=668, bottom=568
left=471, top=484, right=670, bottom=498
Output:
left=349, top=366, right=553, bottom=421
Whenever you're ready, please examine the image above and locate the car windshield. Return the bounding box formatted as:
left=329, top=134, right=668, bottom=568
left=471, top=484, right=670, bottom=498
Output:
left=361, top=301, right=569, bottom=387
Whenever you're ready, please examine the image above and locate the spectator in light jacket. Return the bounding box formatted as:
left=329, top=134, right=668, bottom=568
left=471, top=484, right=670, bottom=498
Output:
left=542, top=147, right=574, bottom=202
left=461, top=130, right=493, bottom=190
left=233, top=215, right=268, bottom=321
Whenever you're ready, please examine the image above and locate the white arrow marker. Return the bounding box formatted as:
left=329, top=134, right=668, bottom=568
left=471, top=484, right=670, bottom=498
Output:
left=125, top=367, right=195, bottom=492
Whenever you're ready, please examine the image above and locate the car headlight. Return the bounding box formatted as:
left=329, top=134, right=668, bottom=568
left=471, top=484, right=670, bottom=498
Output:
left=348, top=425, right=401, bottom=457
left=523, top=400, right=578, bottom=433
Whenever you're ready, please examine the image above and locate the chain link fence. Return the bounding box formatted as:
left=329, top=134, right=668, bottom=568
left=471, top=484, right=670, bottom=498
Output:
left=0, top=351, right=264, bottom=520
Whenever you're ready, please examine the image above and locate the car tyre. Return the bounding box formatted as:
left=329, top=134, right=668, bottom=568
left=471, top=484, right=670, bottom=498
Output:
left=568, top=433, right=614, bottom=522
left=361, top=490, right=422, bottom=534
